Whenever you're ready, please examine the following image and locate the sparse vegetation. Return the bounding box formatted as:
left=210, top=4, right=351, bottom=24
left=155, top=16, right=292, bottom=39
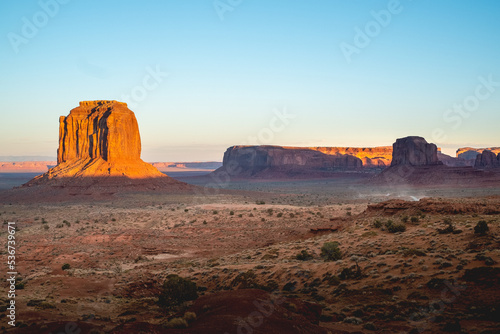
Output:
left=373, top=220, right=383, bottom=228
left=62, top=263, right=71, bottom=270
left=474, top=221, right=489, bottom=235
left=320, top=242, right=342, bottom=261
left=159, top=275, right=198, bottom=307
left=385, top=220, right=406, bottom=233
left=296, top=250, right=313, bottom=261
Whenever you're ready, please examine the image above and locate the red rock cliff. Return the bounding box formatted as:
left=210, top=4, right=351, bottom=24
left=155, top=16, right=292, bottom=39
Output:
left=24, top=101, right=187, bottom=189
left=391, top=136, right=442, bottom=166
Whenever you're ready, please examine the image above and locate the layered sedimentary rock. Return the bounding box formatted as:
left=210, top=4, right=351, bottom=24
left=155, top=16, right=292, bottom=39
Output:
left=474, top=150, right=500, bottom=169
left=308, top=147, right=392, bottom=168
left=24, top=101, right=187, bottom=190
left=391, top=136, right=442, bottom=166
left=217, top=145, right=362, bottom=177
left=457, top=147, right=500, bottom=160
left=437, top=152, right=474, bottom=167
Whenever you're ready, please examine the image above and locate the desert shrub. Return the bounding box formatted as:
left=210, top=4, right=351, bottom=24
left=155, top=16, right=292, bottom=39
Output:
left=159, top=275, right=198, bottom=307
left=256, top=200, right=265, bottom=205
left=41, top=218, right=48, bottom=224
left=164, top=317, right=188, bottom=329
left=438, top=223, right=455, bottom=234
left=238, top=214, right=243, bottom=218
left=229, top=211, right=234, bottom=216
left=183, top=311, right=197, bottom=323
left=385, top=220, right=406, bottom=233
left=289, top=213, right=295, bottom=218
left=295, top=250, right=313, bottom=261
left=56, top=223, right=64, bottom=228
left=62, top=263, right=71, bottom=270
left=63, top=220, right=71, bottom=227
left=43, top=225, right=49, bottom=230
left=443, top=217, right=452, bottom=225
left=401, top=248, right=427, bottom=257
left=346, top=212, right=352, bottom=216
left=401, top=216, right=409, bottom=223
left=373, top=220, right=383, bottom=228
left=277, top=212, right=283, bottom=218
left=184, top=209, right=188, bottom=212
left=111, top=218, right=116, bottom=222
left=320, top=242, right=342, bottom=261
left=474, top=221, right=489, bottom=235
left=267, top=208, right=273, bottom=216
left=212, top=210, right=218, bottom=214
left=249, top=213, right=254, bottom=217
left=410, top=216, right=420, bottom=223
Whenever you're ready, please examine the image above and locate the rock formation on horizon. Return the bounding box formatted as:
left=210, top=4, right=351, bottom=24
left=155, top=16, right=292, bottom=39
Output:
left=457, top=147, right=500, bottom=160
left=390, top=136, right=442, bottom=166
left=215, top=145, right=363, bottom=177
left=474, top=150, right=500, bottom=169
left=24, top=100, right=187, bottom=189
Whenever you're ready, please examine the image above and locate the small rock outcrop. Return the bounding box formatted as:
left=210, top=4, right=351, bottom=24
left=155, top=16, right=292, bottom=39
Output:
left=216, top=145, right=362, bottom=177
left=24, top=101, right=188, bottom=190
left=474, top=150, right=500, bottom=169
left=391, top=136, right=442, bottom=166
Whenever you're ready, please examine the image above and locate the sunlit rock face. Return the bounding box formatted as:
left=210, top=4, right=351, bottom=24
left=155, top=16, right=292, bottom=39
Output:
left=218, top=145, right=363, bottom=177
left=57, top=100, right=141, bottom=164
left=309, top=147, right=393, bottom=168
left=457, top=147, right=500, bottom=160
left=474, top=150, right=500, bottom=169
left=24, top=101, right=184, bottom=188
left=390, top=136, right=442, bottom=167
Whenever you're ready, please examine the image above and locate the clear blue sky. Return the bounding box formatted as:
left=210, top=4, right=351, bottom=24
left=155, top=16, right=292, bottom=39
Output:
left=1, top=0, right=499, bottom=161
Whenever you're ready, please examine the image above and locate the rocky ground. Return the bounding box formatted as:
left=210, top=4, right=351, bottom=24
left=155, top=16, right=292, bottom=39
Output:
left=0, top=182, right=499, bottom=333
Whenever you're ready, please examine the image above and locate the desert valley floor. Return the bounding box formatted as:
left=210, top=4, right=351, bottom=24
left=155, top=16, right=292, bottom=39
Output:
left=1, top=173, right=499, bottom=333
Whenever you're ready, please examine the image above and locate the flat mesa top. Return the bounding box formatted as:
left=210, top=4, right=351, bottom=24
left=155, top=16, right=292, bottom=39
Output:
left=79, top=100, right=127, bottom=107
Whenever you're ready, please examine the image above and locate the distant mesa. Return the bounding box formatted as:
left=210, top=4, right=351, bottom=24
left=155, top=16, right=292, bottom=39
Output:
left=475, top=150, right=500, bottom=169
left=390, top=136, right=442, bottom=166
left=214, top=145, right=371, bottom=178
left=457, top=147, right=500, bottom=160
left=23, top=100, right=188, bottom=190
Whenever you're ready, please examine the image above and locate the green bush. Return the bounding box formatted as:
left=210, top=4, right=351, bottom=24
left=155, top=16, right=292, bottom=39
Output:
left=320, top=242, right=342, bottom=261
left=410, top=216, right=420, bottom=223
left=373, top=220, right=383, bottom=228
left=385, top=220, right=406, bottom=233
left=474, top=221, right=489, bottom=235
left=62, top=263, right=70, bottom=270
left=229, top=211, right=234, bottom=216
left=159, top=275, right=198, bottom=307
left=295, top=250, right=313, bottom=261
left=401, top=216, right=409, bottom=223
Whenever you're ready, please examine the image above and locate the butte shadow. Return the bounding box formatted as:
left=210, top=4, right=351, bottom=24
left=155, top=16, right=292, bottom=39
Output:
left=1, top=101, right=192, bottom=202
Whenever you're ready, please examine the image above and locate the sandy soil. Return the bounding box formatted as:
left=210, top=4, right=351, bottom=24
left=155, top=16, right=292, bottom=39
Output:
left=0, top=179, right=499, bottom=333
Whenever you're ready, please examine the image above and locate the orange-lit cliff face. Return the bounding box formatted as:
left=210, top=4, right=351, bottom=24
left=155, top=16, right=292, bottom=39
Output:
left=24, top=101, right=185, bottom=187
left=457, top=147, right=500, bottom=160
left=57, top=100, right=141, bottom=164
left=309, top=147, right=393, bottom=168
left=223, top=145, right=393, bottom=169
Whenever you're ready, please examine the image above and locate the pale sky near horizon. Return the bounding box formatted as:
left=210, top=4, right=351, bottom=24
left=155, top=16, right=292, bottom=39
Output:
left=1, top=0, right=499, bottom=161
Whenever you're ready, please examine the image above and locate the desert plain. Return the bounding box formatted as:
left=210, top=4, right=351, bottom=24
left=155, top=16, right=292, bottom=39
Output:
left=0, top=174, right=499, bottom=334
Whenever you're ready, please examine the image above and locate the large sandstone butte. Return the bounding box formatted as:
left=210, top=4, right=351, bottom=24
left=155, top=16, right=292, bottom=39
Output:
left=215, top=145, right=363, bottom=177
left=475, top=150, right=500, bottom=169
left=390, top=136, right=442, bottom=166
left=24, top=101, right=188, bottom=190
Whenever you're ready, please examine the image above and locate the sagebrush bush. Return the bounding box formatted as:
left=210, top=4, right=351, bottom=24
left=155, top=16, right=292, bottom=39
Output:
left=474, top=221, right=489, bottom=235
left=159, top=275, right=198, bottom=307
left=320, top=242, right=342, bottom=261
